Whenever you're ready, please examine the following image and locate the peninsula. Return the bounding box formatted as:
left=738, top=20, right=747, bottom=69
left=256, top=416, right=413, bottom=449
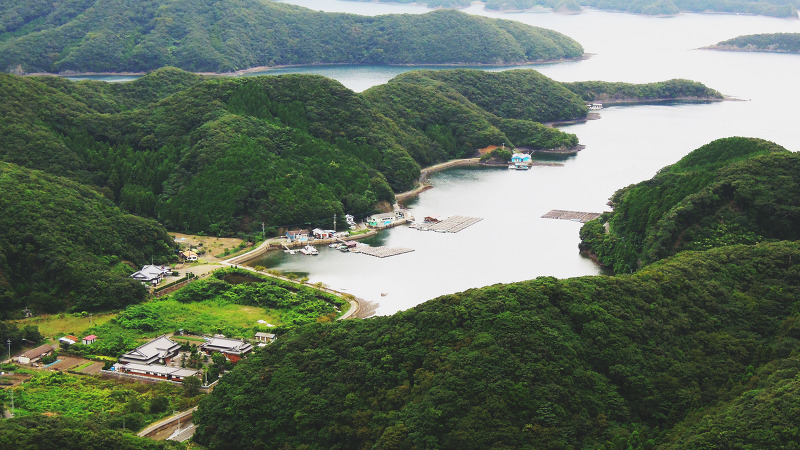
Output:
left=707, top=33, right=800, bottom=54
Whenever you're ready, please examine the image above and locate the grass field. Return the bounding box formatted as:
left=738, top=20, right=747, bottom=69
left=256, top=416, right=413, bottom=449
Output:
left=7, top=371, right=199, bottom=431
left=14, top=312, right=118, bottom=340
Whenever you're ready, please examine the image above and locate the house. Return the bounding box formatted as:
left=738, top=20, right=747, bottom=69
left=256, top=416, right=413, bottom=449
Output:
left=181, top=250, right=198, bottom=262
left=113, top=363, right=199, bottom=382
left=130, top=265, right=172, bottom=284
left=286, top=229, right=309, bottom=242
left=118, top=335, right=181, bottom=365
left=254, top=332, right=276, bottom=344
left=58, top=335, right=78, bottom=346
left=201, top=337, right=254, bottom=363
left=17, top=344, right=54, bottom=365
left=510, top=152, right=532, bottom=170
left=82, top=335, right=97, bottom=345
left=312, top=228, right=335, bottom=239
left=367, top=213, right=397, bottom=227
left=511, top=153, right=531, bottom=163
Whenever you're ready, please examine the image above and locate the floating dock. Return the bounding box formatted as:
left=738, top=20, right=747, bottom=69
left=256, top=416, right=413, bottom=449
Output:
left=413, top=216, right=483, bottom=233
left=353, top=244, right=415, bottom=258
left=541, top=210, right=601, bottom=223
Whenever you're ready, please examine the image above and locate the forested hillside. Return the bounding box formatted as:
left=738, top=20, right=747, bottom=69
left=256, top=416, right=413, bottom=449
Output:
left=579, top=137, right=799, bottom=273
left=1, top=68, right=723, bottom=235
left=564, top=79, right=724, bottom=104
left=194, top=240, right=800, bottom=448
left=0, top=0, right=584, bottom=74
left=710, top=32, right=800, bottom=54
left=0, top=161, right=174, bottom=319
left=0, top=68, right=590, bottom=234
left=344, top=0, right=799, bottom=17
left=193, top=136, right=800, bottom=448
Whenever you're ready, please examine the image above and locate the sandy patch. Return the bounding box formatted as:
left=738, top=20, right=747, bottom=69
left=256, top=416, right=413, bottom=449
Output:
left=170, top=233, right=244, bottom=263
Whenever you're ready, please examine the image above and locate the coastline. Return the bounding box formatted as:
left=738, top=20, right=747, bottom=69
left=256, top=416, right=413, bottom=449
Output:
left=395, top=157, right=481, bottom=204
left=25, top=55, right=592, bottom=79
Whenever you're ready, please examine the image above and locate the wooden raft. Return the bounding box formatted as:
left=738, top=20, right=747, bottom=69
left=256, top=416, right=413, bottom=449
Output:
left=541, top=210, right=601, bottom=223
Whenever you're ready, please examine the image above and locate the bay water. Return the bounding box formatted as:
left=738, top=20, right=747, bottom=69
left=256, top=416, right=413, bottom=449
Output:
left=74, top=1, right=800, bottom=314
left=247, top=2, right=800, bottom=315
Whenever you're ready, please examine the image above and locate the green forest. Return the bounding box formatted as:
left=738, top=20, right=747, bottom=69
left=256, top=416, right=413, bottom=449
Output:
left=0, top=0, right=584, bottom=74
left=579, top=137, right=800, bottom=273
left=0, top=68, right=722, bottom=318
left=193, top=136, right=800, bottom=448
left=0, top=161, right=174, bottom=319
left=711, top=32, right=800, bottom=53
left=564, top=79, right=724, bottom=104
left=344, top=0, right=799, bottom=17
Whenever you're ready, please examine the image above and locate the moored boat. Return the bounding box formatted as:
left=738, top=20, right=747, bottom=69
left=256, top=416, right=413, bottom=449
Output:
left=299, top=245, right=319, bottom=255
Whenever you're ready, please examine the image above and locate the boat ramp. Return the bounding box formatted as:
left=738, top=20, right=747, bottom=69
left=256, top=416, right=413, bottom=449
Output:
left=541, top=210, right=601, bottom=223
left=411, top=215, right=483, bottom=233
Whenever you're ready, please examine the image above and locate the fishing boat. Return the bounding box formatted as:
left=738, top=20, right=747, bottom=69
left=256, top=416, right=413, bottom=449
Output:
left=299, top=245, right=319, bottom=255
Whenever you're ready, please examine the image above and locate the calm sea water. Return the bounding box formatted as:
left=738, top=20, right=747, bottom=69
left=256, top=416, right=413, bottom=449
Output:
left=77, top=1, right=800, bottom=314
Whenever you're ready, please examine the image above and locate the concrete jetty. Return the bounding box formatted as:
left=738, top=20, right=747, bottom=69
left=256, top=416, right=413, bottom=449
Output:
left=541, top=210, right=601, bottom=223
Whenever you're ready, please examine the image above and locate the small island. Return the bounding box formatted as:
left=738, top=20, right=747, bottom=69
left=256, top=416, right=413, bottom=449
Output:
left=707, top=33, right=800, bottom=54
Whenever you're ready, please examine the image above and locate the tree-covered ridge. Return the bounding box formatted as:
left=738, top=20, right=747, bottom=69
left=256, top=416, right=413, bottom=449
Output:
left=193, top=240, right=800, bottom=448
left=579, top=137, right=797, bottom=273
left=343, top=0, right=799, bottom=17
left=564, top=79, right=724, bottom=104
left=388, top=69, right=589, bottom=123
left=1, top=68, right=721, bottom=235
left=0, top=67, right=588, bottom=234
left=0, top=0, right=584, bottom=74
left=710, top=33, right=800, bottom=54
left=0, top=161, right=174, bottom=319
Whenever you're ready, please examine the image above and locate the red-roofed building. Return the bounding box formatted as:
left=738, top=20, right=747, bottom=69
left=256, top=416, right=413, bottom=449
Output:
left=82, top=335, right=98, bottom=345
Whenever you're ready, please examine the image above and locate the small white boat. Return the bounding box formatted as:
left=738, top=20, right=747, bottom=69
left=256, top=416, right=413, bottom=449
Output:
left=299, top=245, right=319, bottom=255
left=284, top=249, right=297, bottom=255
left=587, top=103, right=603, bottom=110
left=328, top=243, right=341, bottom=248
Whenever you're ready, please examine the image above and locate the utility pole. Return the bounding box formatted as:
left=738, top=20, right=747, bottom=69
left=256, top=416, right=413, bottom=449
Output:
left=333, top=213, right=336, bottom=232
left=262, top=222, right=266, bottom=239
left=6, top=339, right=10, bottom=362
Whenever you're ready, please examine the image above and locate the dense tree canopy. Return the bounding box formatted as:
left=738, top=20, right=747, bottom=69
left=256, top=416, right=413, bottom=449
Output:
left=0, top=0, right=584, bottom=74
left=564, top=79, right=724, bottom=104
left=0, top=161, right=174, bottom=318
left=579, top=137, right=798, bottom=273
left=0, top=67, right=603, bottom=233
left=194, top=240, right=800, bottom=448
